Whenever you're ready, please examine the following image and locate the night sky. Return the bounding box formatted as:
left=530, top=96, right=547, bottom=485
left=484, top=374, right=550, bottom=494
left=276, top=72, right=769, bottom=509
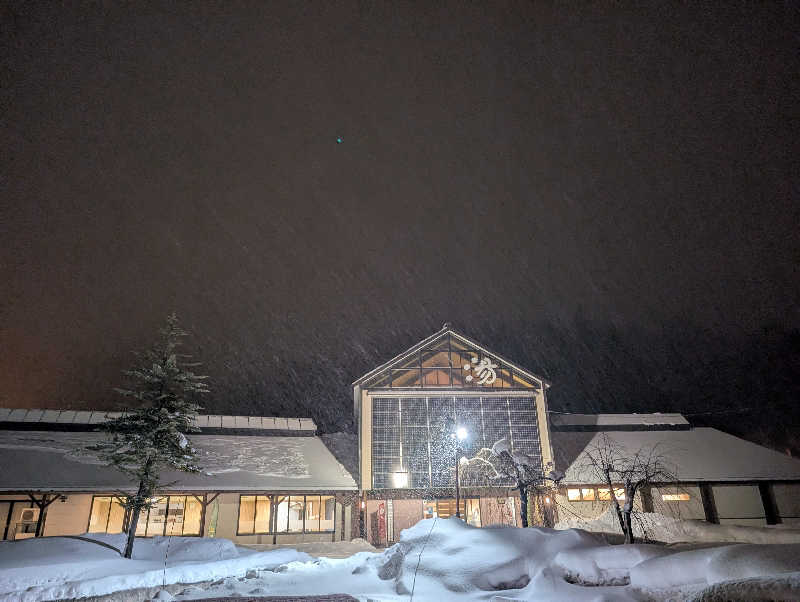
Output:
left=2, top=4, right=798, bottom=450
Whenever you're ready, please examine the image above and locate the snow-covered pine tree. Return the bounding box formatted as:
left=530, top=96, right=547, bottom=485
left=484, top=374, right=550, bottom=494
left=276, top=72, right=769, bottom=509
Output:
left=101, top=313, right=209, bottom=558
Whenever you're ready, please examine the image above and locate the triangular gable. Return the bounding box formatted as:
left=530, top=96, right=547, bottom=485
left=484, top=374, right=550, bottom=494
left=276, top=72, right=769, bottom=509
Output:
left=353, top=324, right=548, bottom=390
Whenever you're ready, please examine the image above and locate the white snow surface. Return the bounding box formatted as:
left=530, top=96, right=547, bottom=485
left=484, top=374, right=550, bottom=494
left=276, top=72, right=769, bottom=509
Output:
left=3, top=520, right=800, bottom=601
left=554, top=427, right=800, bottom=483
left=556, top=507, right=800, bottom=545
left=0, top=534, right=310, bottom=602
left=0, top=431, right=357, bottom=491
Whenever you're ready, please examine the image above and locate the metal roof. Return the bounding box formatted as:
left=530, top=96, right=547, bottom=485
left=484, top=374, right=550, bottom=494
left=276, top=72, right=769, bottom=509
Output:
left=551, top=413, right=690, bottom=427
left=0, top=408, right=316, bottom=433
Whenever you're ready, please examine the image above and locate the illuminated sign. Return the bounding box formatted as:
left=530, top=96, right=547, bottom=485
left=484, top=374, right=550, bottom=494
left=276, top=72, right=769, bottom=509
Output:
left=463, top=356, right=498, bottom=385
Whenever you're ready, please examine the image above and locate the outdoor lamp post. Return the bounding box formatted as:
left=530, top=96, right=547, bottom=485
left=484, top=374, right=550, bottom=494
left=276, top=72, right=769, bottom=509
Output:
left=453, top=427, right=468, bottom=518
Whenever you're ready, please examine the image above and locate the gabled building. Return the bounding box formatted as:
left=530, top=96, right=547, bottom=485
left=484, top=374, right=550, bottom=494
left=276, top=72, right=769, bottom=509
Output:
left=551, top=413, right=800, bottom=527
left=1, top=323, right=799, bottom=547
left=353, top=325, right=800, bottom=545
left=352, top=324, right=555, bottom=542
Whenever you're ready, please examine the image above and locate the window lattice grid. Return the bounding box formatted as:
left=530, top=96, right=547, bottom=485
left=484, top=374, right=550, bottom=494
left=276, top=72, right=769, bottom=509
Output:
left=371, top=395, right=541, bottom=489
left=510, top=425, right=542, bottom=441
left=399, top=398, right=428, bottom=425
left=509, top=411, right=538, bottom=425
left=427, top=397, right=455, bottom=424
left=507, top=398, right=537, bottom=413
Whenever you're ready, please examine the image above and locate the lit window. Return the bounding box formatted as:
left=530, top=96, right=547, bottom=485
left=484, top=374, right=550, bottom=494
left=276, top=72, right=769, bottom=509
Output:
left=598, top=488, right=626, bottom=501
left=422, top=498, right=479, bottom=525
left=88, top=497, right=126, bottom=533
left=238, top=495, right=256, bottom=534
left=465, top=498, right=482, bottom=527
left=581, top=488, right=595, bottom=501
left=320, top=496, right=336, bottom=532
left=567, top=489, right=581, bottom=501
left=252, top=496, right=269, bottom=532
left=91, top=495, right=200, bottom=536
left=662, top=493, right=690, bottom=502
left=288, top=496, right=304, bottom=532
left=305, top=495, right=321, bottom=531
left=238, top=495, right=272, bottom=535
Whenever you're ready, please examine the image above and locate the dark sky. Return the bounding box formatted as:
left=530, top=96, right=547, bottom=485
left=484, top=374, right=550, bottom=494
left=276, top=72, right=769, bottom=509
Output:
left=2, top=3, right=798, bottom=448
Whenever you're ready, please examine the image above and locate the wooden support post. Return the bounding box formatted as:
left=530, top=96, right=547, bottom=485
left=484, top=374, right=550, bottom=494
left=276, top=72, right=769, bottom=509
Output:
left=27, top=493, right=59, bottom=537
left=193, top=493, right=221, bottom=537
left=699, top=483, right=718, bottom=524
left=759, top=483, right=781, bottom=525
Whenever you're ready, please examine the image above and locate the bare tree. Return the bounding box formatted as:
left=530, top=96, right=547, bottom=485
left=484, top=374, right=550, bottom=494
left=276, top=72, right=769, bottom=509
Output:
left=582, top=433, right=673, bottom=544
left=461, top=438, right=562, bottom=527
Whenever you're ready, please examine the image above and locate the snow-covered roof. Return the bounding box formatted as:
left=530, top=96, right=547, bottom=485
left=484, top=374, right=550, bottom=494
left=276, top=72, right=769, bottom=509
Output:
left=551, top=413, right=690, bottom=427
left=0, top=431, right=357, bottom=492
left=0, top=408, right=316, bottom=433
left=553, top=427, right=800, bottom=484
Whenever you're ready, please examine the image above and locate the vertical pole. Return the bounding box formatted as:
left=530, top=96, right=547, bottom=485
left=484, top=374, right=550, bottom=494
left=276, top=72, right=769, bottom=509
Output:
left=455, top=447, right=461, bottom=519
left=34, top=495, right=47, bottom=537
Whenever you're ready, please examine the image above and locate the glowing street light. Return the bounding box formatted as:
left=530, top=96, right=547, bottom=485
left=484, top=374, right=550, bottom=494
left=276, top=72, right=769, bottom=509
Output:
left=392, top=469, right=409, bottom=488
left=456, top=427, right=468, bottom=441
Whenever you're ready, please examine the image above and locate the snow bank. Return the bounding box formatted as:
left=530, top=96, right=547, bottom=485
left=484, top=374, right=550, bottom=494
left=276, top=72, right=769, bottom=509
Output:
left=630, top=543, right=800, bottom=589
left=556, top=507, right=800, bottom=545
left=6, top=524, right=800, bottom=601
left=0, top=535, right=310, bottom=602
left=371, top=518, right=645, bottom=600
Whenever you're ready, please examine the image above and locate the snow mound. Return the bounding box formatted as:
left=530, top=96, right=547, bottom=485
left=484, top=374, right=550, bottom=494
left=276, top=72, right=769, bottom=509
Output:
left=690, top=571, right=800, bottom=601
left=371, top=517, right=642, bottom=599
left=631, top=543, right=800, bottom=590
left=77, top=533, right=240, bottom=561
left=0, top=535, right=310, bottom=602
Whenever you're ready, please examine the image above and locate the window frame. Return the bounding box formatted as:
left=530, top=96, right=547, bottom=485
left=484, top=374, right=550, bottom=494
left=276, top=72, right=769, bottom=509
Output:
left=88, top=494, right=202, bottom=537
left=566, top=486, right=625, bottom=502
left=236, top=494, right=336, bottom=535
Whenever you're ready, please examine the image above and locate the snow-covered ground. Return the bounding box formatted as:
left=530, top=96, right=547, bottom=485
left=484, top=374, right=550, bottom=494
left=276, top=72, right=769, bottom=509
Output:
left=0, top=535, right=309, bottom=602
left=556, top=507, right=800, bottom=545
left=2, top=518, right=800, bottom=601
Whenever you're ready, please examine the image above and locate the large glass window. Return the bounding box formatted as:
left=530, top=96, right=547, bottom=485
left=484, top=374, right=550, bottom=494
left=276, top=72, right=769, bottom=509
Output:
left=238, top=495, right=273, bottom=535
left=372, top=396, right=542, bottom=489
left=88, top=496, right=126, bottom=533
left=301, top=495, right=336, bottom=532
left=92, top=495, right=202, bottom=537
left=240, top=495, right=335, bottom=534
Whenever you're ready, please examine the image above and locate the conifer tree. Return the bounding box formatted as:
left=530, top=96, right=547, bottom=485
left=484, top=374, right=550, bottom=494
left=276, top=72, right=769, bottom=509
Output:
left=102, top=313, right=209, bottom=558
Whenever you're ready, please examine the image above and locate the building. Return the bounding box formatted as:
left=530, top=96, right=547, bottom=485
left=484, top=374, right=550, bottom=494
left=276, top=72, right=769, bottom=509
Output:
left=353, top=324, right=554, bottom=544
left=353, top=325, right=800, bottom=544
left=1, top=324, right=799, bottom=545
left=0, top=411, right=358, bottom=543
left=551, top=413, right=800, bottom=527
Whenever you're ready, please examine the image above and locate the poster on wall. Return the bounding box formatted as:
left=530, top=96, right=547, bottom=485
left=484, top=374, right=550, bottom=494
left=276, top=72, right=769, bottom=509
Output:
left=377, top=502, right=386, bottom=542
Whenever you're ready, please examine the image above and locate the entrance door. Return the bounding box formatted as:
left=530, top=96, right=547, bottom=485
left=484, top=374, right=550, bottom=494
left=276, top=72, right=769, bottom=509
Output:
left=423, top=498, right=481, bottom=526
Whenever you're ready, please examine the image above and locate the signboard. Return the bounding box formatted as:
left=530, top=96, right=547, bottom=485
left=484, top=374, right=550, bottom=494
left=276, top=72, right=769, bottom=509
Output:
left=377, top=502, right=386, bottom=542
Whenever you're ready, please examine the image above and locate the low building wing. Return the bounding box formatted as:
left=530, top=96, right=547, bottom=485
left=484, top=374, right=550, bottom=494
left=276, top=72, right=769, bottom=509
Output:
left=552, top=418, right=800, bottom=484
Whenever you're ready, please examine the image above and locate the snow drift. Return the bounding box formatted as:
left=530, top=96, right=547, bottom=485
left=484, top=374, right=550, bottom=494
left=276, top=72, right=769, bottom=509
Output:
left=556, top=507, right=800, bottom=545
left=0, top=534, right=310, bottom=602
left=4, top=521, right=800, bottom=601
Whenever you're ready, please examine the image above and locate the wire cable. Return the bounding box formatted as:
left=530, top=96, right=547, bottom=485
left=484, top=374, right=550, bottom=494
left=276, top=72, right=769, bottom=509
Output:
left=409, top=516, right=437, bottom=602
